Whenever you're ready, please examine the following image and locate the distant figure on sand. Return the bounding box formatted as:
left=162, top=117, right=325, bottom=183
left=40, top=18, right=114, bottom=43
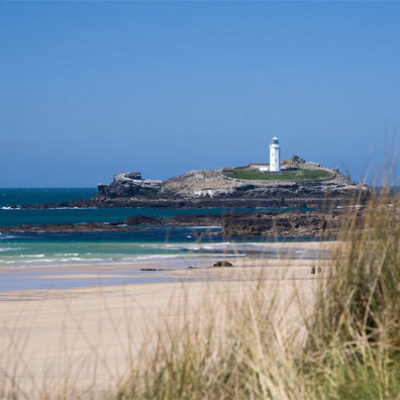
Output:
left=317, top=265, right=322, bottom=273
left=311, top=265, right=316, bottom=275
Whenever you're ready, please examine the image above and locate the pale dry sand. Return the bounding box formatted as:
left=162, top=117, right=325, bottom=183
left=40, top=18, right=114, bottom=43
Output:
left=0, top=241, right=341, bottom=398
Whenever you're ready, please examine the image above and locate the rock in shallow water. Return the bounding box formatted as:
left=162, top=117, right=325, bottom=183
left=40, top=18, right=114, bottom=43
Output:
left=213, top=261, right=234, bottom=267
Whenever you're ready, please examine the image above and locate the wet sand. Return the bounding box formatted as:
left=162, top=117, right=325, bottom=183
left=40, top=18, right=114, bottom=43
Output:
left=0, top=241, right=340, bottom=397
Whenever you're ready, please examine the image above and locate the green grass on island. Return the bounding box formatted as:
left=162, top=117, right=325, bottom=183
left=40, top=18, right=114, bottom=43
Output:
left=225, top=167, right=334, bottom=181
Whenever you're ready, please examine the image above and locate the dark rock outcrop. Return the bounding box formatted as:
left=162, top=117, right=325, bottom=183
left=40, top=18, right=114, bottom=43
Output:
left=125, top=214, right=226, bottom=227
left=0, top=222, right=133, bottom=234
left=126, top=215, right=164, bottom=225
left=98, top=172, right=162, bottom=198
left=213, top=261, right=233, bottom=267
left=0, top=214, right=225, bottom=234
left=168, top=214, right=225, bottom=226
left=220, top=210, right=359, bottom=237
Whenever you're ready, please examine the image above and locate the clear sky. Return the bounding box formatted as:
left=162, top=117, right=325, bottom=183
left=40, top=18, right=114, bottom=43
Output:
left=1, top=2, right=399, bottom=187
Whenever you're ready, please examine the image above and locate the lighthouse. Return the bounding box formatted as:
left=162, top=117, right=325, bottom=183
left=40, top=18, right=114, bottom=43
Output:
left=269, top=136, right=281, bottom=172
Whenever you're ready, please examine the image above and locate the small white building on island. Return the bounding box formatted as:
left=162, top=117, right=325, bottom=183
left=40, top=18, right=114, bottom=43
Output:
left=248, top=163, right=269, bottom=172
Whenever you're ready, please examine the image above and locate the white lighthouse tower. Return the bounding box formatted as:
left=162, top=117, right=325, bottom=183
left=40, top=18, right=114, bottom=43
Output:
left=269, top=136, right=281, bottom=172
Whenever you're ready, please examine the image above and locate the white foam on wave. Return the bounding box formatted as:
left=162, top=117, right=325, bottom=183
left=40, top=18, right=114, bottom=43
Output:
left=57, top=257, right=83, bottom=262
left=0, top=235, right=19, bottom=240
left=0, top=247, right=16, bottom=252
left=16, top=257, right=84, bottom=264
left=5, top=259, right=51, bottom=264
left=123, top=254, right=182, bottom=262
left=19, top=254, right=45, bottom=258
left=1, top=206, right=21, bottom=210
left=0, top=247, right=26, bottom=252
left=119, top=253, right=223, bottom=263
left=140, top=242, right=234, bottom=252
left=46, top=207, right=98, bottom=210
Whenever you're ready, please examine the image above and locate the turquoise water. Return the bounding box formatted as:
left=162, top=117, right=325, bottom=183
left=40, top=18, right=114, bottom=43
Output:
left=0, top=189, right=326, bottom=292
left=0, top=188, right=275, bottom=269
left=0, top=228, right=228, bottom=268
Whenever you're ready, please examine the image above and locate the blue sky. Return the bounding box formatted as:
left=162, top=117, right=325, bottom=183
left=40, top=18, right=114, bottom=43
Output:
left=0, top=2, right=399, bottom=187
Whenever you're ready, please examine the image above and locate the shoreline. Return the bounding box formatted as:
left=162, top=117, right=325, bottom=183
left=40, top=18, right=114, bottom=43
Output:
left=0, top=241, right=342, bottom=396
left=0, top=241, right=340, bottom=294
left=0, top=241, right=339, bottom=294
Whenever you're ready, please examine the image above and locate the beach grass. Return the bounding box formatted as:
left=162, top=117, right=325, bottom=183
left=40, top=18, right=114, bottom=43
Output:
left=115, top=191, right=400, bottom=399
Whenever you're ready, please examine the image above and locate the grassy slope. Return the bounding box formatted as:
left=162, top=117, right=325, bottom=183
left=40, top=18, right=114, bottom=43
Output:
left=226, top=167, right=334, bottom=181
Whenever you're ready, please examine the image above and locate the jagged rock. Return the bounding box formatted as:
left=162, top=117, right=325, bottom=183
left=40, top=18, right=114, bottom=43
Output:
left=98, top=172, right=162, bottom=198
left=161, top=170, right=245, bottom=198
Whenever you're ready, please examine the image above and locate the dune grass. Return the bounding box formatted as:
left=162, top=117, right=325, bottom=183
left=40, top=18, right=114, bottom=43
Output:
left=303, top=190, right=400, bottom=399
left=115, top=191, right=400, bottom=400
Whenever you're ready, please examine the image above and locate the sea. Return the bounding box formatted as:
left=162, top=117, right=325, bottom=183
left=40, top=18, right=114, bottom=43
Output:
left=0, top=188, right=303, bottom=271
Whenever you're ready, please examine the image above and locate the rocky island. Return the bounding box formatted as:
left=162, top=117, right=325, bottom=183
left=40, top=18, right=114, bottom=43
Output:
left=10, top=136, right=370, bottom=237
left=21, top=136, right=368, bottom=211
left=7, top=160, right=369, bottom=237
left=23, top=166, right=368, bottom=210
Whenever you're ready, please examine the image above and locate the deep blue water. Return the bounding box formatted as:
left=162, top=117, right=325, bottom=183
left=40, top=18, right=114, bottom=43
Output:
left=0, top=187, right=292, bottom=227
left=0, top=188, right=97, bottom=207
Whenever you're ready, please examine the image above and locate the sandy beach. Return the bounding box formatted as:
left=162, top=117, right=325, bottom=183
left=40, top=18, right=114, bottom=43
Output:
left=0, top=241, right=339, bottom=398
